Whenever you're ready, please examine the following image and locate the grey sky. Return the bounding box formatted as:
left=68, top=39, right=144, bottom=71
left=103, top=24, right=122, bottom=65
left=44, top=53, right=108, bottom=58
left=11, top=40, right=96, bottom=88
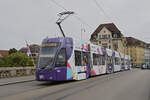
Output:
left=0, top=0, right=150, bottom=50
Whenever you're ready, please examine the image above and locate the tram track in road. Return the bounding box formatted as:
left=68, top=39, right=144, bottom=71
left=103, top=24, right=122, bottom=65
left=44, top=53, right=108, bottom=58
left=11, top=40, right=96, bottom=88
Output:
left=31, top=70, right=134, bottom=100
left=55, top=76, right=117, bottom=100
left=0, top=80, right=77, bottom=98
left=0, top=80, right=45, bottom=98
left=1, top=69, right=136, bottom=100
left=55, top=71, right=137, bottom=100
left=40, top=69, right=144, bottom=100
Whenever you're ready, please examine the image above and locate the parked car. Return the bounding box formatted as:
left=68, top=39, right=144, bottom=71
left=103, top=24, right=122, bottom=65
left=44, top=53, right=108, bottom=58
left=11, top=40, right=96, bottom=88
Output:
left=141, top=63, right=150, bottom=69
left=141, top=63, right=147, bottom=69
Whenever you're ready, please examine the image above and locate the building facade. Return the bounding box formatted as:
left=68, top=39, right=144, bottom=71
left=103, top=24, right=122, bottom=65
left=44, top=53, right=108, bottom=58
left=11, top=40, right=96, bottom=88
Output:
left=126, top=37, right=145, bottom=68
left=144, top=44, right=150, bottom=65
left=90, top=23, right=126, bottom=54
left=19, top=44, right=40, bottom=63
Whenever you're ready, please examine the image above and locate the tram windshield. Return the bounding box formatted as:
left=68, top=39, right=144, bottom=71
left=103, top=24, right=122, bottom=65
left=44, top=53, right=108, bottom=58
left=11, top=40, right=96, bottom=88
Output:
left=38, top=42, right=60, bottom=69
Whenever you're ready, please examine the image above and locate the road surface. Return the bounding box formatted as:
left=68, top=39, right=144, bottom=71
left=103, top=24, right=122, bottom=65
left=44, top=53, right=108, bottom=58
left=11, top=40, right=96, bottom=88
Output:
left=0, top=69, right=150, bottom=100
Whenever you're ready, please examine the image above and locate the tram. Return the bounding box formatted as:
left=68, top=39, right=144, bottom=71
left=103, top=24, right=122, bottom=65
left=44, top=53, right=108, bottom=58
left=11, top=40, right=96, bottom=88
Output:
left=36, top=37, right=131, bottom=81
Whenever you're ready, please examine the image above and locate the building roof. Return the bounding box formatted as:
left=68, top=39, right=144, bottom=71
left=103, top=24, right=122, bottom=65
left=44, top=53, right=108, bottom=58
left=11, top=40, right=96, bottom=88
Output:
left=126, top=37, right=146, bottom=47
left=0, top=50, right=8, bottom=52
left=0, top=50, right=8, bottom=58
left=19, top=44, right=40, bottom=54
left=91, top=23, right=123, bottom=36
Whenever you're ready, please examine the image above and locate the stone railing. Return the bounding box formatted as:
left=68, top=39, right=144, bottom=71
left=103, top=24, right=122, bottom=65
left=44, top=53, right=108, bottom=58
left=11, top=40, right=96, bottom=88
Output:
left=0, top=67, right=36, bottom=79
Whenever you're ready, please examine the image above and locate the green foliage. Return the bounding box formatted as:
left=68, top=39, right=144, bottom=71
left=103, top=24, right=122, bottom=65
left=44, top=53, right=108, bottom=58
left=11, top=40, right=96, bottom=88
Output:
left=0, top=59, right=5, bottom=67
left=0, top=52, right=34, bottom=67
left=27, top=58, right=34, bottom=66
left=8, top=48, right=18, bottom=55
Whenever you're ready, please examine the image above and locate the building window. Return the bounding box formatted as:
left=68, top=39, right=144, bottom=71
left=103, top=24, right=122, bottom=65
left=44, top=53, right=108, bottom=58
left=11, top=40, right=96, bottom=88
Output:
left=99, top=41, right=101, bottom=44
left=102, top=35, right=104, bottom=39
left=108, top=35, right=110, bottom=38
left=104, top=30, right=106, bottom=33
left=113, top=34, right=117, bottom=38
left=109, top=45, right=111, bottom=49
left=102, top=43, right=108, bottom=48
left=99, top=35, right=101, bottom=39
left=113, top=42, right=118, bottom=50
left=102, top=35, right=107, bottom=39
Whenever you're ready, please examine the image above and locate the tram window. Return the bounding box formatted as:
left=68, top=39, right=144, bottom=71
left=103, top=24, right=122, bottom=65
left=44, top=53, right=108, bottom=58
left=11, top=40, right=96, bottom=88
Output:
left=115, top=57, right=120, bottom=65
left=93, top=54, right=101, bottom=65
left=107, top=56, right=112, bottom=64
left=128, top=60, right=131, bottom=65
left=93, top=54, right=98, bottom=65
left=93, top=54, right=105, bottom=65
left=126, top=60, right=129, bottom=65
left=56, top=48, right=67, bottom=67
left=97, top=55, right=101, bottom=65
left=82, top=52, right=89, bottom=66
left=75, top=51, right=81, bottom=66
left=121, top=58, right=124, bottom=65
left=101, top=55, right=105, bottom=65
left=124, top=60, right=127, bottom=65
left=115, top=57, right=117, bottom=65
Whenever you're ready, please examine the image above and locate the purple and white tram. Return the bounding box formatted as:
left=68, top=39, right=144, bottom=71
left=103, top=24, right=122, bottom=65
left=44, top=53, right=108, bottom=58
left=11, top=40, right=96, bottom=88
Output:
left=36, top=37, right=131, bottom=81
left=36, top=37, right=91, bottom=81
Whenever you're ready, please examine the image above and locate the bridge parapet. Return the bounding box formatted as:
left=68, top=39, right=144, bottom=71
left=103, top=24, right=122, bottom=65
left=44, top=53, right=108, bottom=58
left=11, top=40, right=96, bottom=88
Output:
left=0, top=67, right=35, bottom=79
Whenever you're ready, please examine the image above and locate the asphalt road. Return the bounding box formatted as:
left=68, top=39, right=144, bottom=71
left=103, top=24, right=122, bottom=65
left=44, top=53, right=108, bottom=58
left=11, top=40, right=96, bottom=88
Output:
left=0, top=69, right=150, bottom=100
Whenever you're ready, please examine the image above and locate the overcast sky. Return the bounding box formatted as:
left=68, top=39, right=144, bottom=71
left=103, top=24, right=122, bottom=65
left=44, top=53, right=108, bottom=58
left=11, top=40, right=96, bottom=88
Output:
left=0, top=0, right=150, bottom=50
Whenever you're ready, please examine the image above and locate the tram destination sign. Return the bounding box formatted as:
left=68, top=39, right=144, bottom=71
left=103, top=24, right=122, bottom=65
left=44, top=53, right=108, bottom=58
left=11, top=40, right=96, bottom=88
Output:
left=42, top=42, right=59, bottom=47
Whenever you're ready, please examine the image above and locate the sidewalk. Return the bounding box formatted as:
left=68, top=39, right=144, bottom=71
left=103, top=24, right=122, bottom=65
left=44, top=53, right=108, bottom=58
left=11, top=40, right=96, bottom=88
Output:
left=0, top=75, right=35, bottom=86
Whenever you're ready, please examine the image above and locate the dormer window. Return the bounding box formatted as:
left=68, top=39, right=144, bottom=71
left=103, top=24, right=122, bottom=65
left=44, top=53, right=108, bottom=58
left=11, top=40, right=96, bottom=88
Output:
left=93, top=35, right=97, bottom=40
left=99, top=35, right=101, bottom=39
left=113, top=34, right=117, bottom=38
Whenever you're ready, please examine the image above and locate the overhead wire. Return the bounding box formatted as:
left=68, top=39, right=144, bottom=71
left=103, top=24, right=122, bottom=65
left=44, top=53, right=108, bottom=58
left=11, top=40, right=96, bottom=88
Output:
left=91, top=0, right=136, bottom=37
left=50, top=0, right=148, bottom=43
left=92, top=0, right=112, bottom=23
left=49, top=0, right=93, bottom=29
left=73, top=15, right=93, bottom=29
left=50, top=0, right=68, bottom=11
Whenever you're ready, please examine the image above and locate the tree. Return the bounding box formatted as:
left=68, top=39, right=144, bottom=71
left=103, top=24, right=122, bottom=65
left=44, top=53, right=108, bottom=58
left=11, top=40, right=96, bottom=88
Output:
left=0, top=52, right=34, bottom=67
left=8, top=48, right=18, bottom=55
left=0, top=59, right=5, bottom=67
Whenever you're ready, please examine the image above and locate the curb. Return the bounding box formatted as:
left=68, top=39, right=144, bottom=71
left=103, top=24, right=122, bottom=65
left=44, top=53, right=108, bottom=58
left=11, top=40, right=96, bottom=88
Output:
left=0, top=79, right=35, bottom=86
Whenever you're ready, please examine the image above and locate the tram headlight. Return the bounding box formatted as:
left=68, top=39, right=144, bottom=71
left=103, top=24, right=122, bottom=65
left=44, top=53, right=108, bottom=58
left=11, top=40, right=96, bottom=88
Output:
left=39, top=75, right=44, bottom=79
left=50, top=76, right=53, bottom=79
